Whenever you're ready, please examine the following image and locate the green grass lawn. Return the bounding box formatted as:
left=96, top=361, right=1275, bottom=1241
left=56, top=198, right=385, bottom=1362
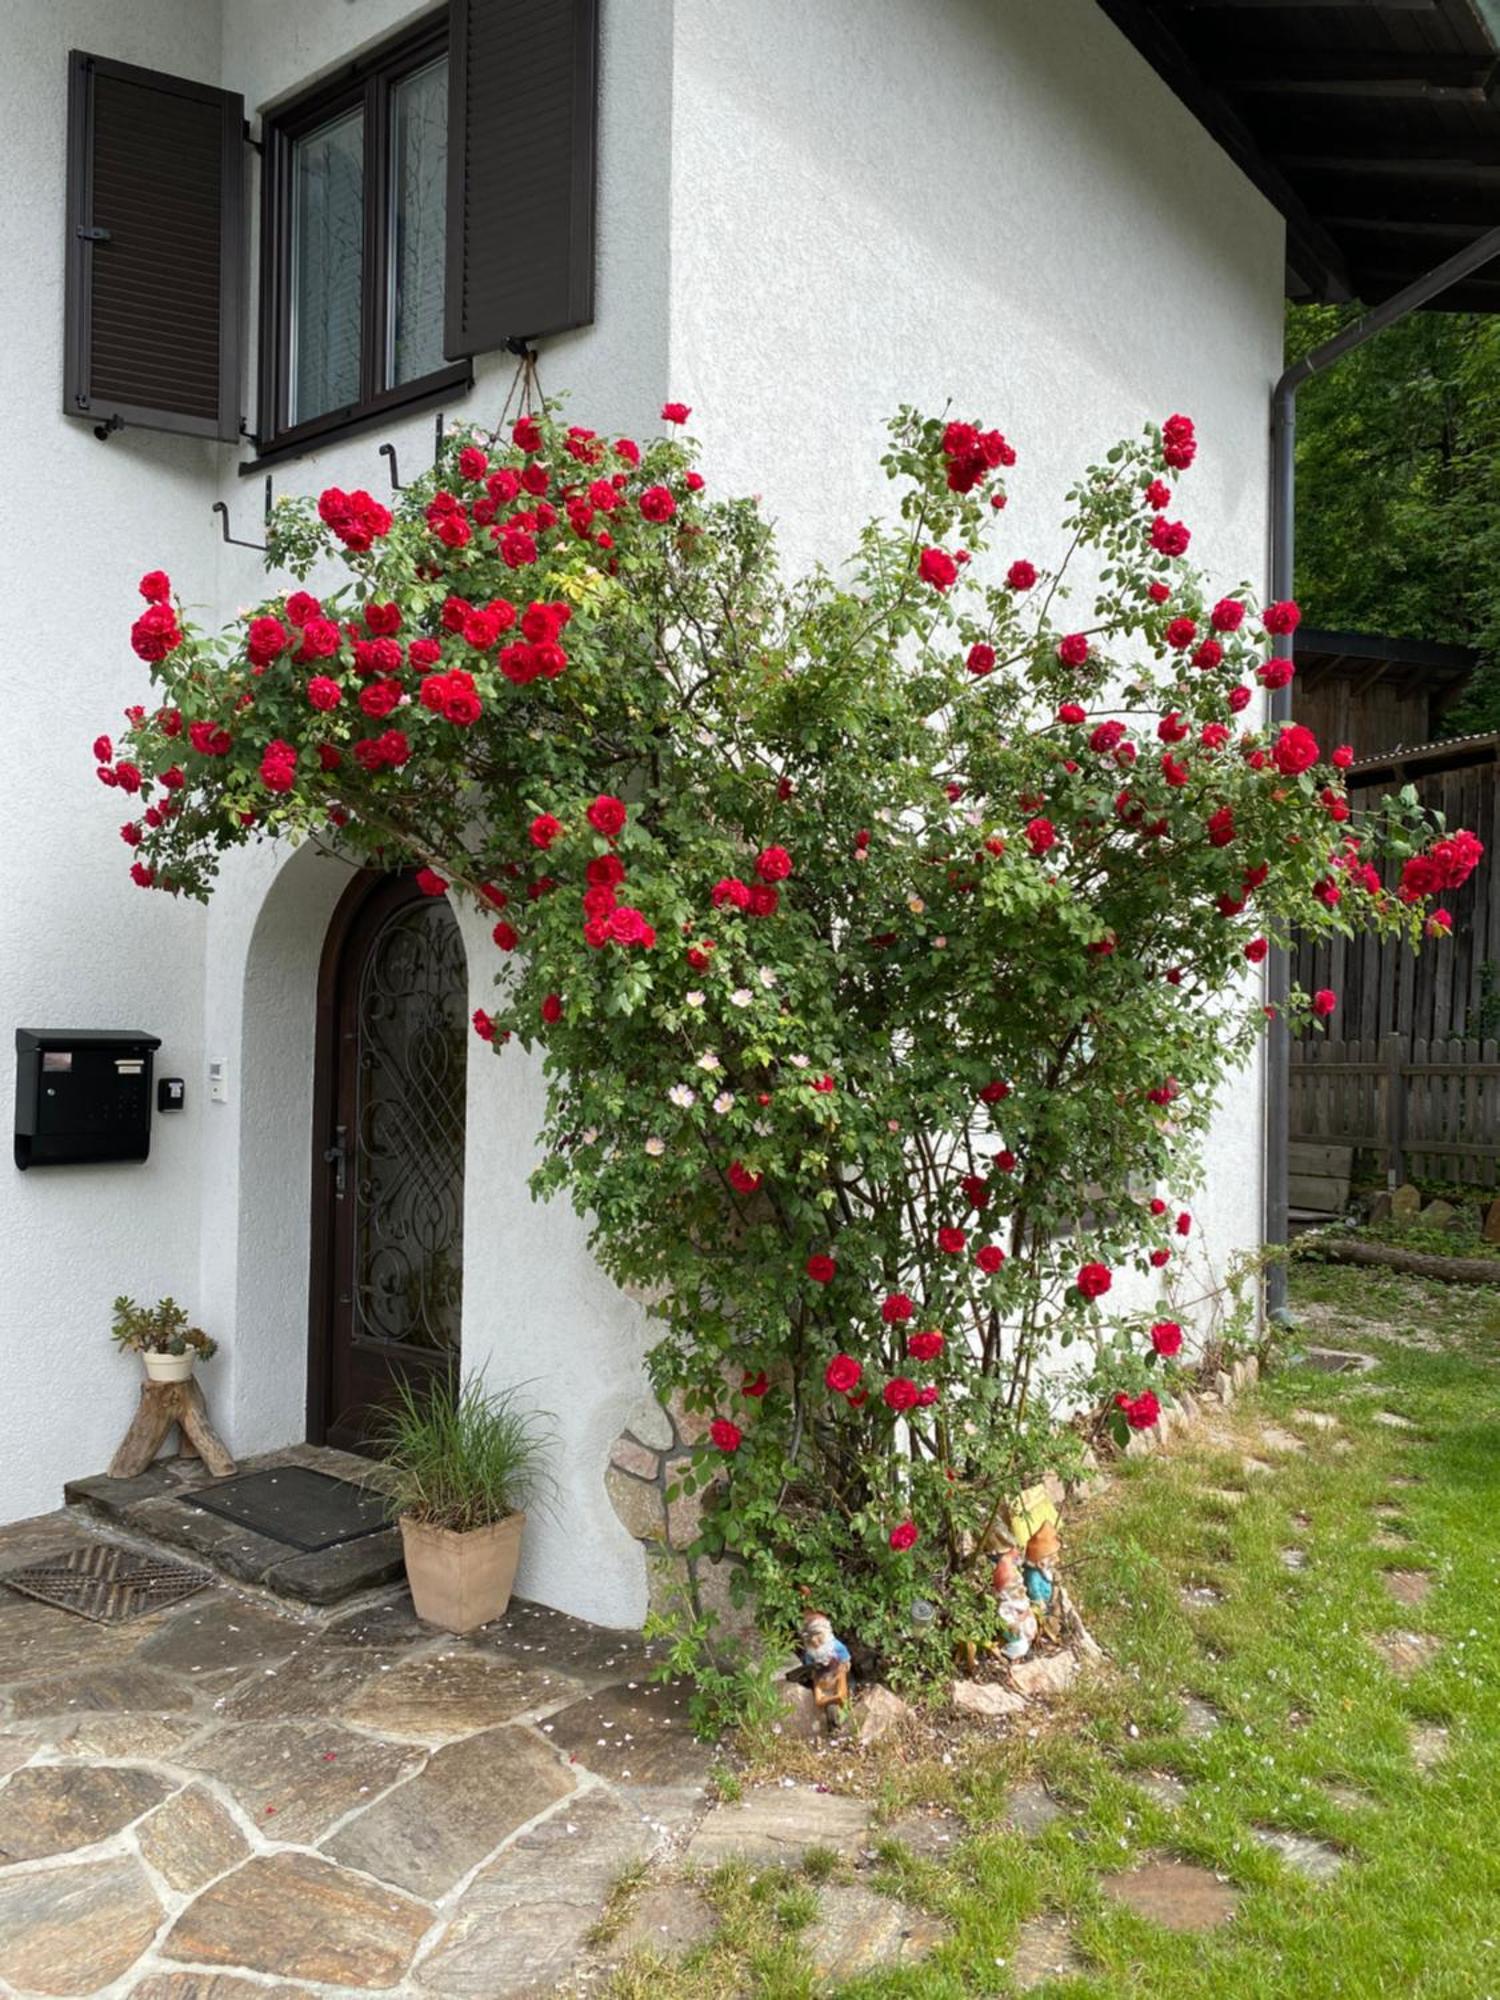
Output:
left=601, top=1263, right=1500, bottom=1998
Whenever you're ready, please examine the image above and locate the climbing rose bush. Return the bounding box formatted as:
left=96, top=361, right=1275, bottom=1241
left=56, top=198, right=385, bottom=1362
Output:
left=95, top=400, right=1478, bottom=1682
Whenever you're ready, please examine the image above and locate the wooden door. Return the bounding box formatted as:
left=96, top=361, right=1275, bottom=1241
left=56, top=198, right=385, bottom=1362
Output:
left=309, top=872, right=467, bottom=1452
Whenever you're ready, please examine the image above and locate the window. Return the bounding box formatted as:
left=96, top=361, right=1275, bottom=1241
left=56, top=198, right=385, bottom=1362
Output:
left=257, top=18, right=469, bottom=457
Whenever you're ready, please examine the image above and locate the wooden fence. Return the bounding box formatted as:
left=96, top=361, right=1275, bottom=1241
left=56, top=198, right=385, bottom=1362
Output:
left=1290, top=1034, right=1500, bottom=1189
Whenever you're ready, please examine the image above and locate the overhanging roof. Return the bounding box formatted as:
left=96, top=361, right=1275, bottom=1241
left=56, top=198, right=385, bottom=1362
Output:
left=1294, top=625, right=1479, bottom=694
left=1095, top=0, right=1500, bottom=310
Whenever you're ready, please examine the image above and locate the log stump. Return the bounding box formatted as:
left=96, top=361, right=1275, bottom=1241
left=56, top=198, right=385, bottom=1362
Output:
left=108, top=1378, right=236, bottom=1480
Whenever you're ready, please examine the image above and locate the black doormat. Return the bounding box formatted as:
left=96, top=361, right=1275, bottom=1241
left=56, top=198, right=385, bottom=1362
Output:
left=2, top=1541, right=213, bottom=1623
left=186, top=1465, right=392, bottom=1551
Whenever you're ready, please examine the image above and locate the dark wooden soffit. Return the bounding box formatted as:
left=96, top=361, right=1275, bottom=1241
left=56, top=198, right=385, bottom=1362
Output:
left=1094, top=0, right=1500, bottom=310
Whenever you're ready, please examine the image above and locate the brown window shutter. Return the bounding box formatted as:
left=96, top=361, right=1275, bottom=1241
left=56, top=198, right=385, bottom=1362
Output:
left=64, top=51, right=245, bottom=442
left=444, top=0, right=598, bottom=359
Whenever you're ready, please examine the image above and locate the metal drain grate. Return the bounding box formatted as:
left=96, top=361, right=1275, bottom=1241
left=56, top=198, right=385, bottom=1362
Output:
left=1, top=1541, right=214, bottom=1623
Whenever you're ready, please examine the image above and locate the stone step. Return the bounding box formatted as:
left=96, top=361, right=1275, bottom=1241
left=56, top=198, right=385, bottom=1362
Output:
left=64, top=1444, right=405, bottom=1608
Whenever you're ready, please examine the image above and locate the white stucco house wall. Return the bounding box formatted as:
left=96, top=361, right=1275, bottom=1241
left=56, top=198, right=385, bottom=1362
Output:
left=0, top=0, right=1283, bottom=1627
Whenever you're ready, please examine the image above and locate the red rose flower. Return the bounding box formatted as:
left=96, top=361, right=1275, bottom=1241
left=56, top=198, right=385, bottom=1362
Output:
left=710, top=1418, right=742, bottom=1453
left=888, top=1520, right=918, bottom=1552
left=1206, top=806, right=1236, bottom=848
left=661, top=401, right=691, bottom=423
left=1057, top=633, right=1090, bottom=667
left=1262, top=599, right=1301, bottom=635
left=1165, top=616, right=1197, bottom=651
left=1161, top=413, right=1196, bottom=470
left=1150, top=1320, right=1183, bottom=1357
left=966, top=642, right=996, bottom=677
left=1058, top=702, right=1086, bottom=725
left=138, top=569, right=171, bottom=603
left=1211, top=597, right=1245, bottom=632
left=1076, top=1262, right=1112, bottom=1299
left=586, top=794, right=628, bottom=838
left=1312, top=988, right=1337, bottom=1018
left=881, top=1293, right=914, bottom=1324
left=711, top=877, right=752, bottom=911
left=306, top=676, right=342, bottom=711
left=1245, top=936, right=1269, bottom=964
left=806, top=1253, right=837, bottom=1284
left=1258, top=658, right=1295, bottom=690
left=540, top=993, right=564, bottom=1024
left=530, top=813, right=564, bottom=849
left=1331, top=745, right=1354, bottom=770
left=1006, top=559, right=1037, bottom=591
left=1150, top=517, right=1190, bottom=557
left=755, top=845, right=792, bottom=883
left=742, top=1370, right=770, bottom=1398
left=975, top=1244, right=1005, bottom=1274
left=639, top=485, right=677, bottom=523
left=728, top=1161, right=763, bottom=1194
left=414, top=868, right=448, bottom=898
left=936, top=1226, right=966, bottom=1254
left=994, top=1148, right=1017, bottom=1174
left=1025, top=817, right=1056, bottom=858
left=907, top=1330, right=944, bottom=1361
left=1271, top=724, right=1320, bottom=777
left=979, top=1078, right=1010, bottom=1104
left=492, top=922, right=519, bottom=951
left=882, top=1377, right=919, bottom=1412
left=918, top=547, right=959, bottom=592
left=825, top=1354, right=862, bottom=1394
left=1115, top=1388, right=1161, bottom=1430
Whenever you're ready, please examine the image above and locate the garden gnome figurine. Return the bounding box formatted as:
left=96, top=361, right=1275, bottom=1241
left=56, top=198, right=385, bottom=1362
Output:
left=1024, top=1521, right=1060, bottom=1630
left=992, top=1547, right=1039, bottom=1661
left=799, top=1611, right=851, bottom=1731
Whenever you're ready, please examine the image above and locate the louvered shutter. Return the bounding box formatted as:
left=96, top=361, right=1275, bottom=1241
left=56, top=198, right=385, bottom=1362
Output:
left=444, top=0, right=598, bottom=358
left=64, top=52, right=245, bottom=441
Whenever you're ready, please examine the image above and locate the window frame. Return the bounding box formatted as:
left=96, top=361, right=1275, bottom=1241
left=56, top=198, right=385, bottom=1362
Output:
left=254, top=14, right=469, bottom=463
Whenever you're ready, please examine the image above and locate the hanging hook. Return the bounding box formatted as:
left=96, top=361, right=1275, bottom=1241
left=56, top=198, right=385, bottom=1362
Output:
left=212, top=474, right=272, bottom=552
left=379, top=441, right=402, bottom=491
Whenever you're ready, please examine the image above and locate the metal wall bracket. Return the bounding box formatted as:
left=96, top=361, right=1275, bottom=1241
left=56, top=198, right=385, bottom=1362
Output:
left=212, top=473, right=273, bottom=551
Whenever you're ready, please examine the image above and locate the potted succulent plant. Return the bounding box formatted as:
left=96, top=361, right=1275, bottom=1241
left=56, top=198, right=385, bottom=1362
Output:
left=111, top=1295, right=218, bottom=1383
left=377, top=1372, right=552, bottom=1634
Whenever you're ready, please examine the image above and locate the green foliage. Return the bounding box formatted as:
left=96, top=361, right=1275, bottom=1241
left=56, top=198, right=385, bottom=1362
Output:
left=97, top=398, right=1461, bottom=1689
left=109, top=1294, right=216, bottom=1360
left=373, top=1370, right=553, bottom=1531
left=642, top=1590, right=787, bottom=1742
left=1288, top=302, right=1500, bottom=735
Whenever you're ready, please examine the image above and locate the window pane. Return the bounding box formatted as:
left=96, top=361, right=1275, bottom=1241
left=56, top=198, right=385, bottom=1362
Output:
left=290, top=106, right=364, bottom=425
left=388, top=56, right=448, bottom=388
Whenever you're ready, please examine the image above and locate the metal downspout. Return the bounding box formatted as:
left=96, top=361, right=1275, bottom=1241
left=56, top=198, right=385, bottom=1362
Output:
left=1263, top=225, right=1500, bottom=1318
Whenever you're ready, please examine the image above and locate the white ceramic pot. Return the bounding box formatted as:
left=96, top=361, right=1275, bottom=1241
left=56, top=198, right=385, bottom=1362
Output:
left=142, top=1348, right=195, bottom=1384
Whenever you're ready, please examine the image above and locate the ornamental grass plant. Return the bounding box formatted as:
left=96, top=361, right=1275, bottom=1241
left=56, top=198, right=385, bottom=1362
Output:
left=375, top=1371, right=552, bottom=1534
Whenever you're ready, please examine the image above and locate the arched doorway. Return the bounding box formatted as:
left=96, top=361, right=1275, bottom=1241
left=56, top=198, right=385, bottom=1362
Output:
left=307, top=872, right=468, bottom=1452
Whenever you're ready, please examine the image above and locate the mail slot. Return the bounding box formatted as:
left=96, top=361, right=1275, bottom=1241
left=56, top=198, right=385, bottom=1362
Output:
left=14, top=1028, right=163, bottom=1169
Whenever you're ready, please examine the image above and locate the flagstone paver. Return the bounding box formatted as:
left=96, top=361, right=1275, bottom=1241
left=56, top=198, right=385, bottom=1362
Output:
left=1179, top=1695, right=1222, bottom=1737
left=685, top=1785, right=873, bottom=1864
left=7, top=1660, right=197, bottom=1720
left=0, top=1597, right=142, bottom=1684
left=217, top=1640, right=401, bottom=1723
left=340, top=1648, right=585, bottom=1741
left=1137, top=1771, right=1190, bottom=1810
left=1101, top=1858, right=1241, bottom=1931
left=1381, top=1569, right=1434, bottom=1609
left=462, top=1600, right=658, bottom=1686
left=884, top=1808, right=965, bottom=1857
left=1410, top=1723, right=1449, bottom=1770
left=136, top=1599, right=308, bottom=1678
left=0, top=1854, right=164, bottom=1995
left=56, top=1711, right=206, bottom=1761
left=0, top=1762, right=172, bottom=1863
left=1252, top=1826, right=1346, bottom=1880
left=416, top=1789, right=654, bottom=1997
left=129, top=1977, right=312, bottom=2000
left=601, top=1882, right=718, bottom=1963
left=1002, top=1780, right=1064, bottom=1835
left=1371, top=1630, right=1441, bottom=1678
left=161, top=1851, right=432, bottom=1988
left=1322, top=1781, right=1377, bottom=1813
left=543, top=1677, right=713, bottom=1786
left=1009, top=1911, right=1086, bottom=1990
left=802, top=1882, right=947, bottom=1980
left=324, top=1723, right=576, bottom=1898
left=190, top=1719, right=421, bottom=1842
left=137, top=1782, right=251, bottom=1892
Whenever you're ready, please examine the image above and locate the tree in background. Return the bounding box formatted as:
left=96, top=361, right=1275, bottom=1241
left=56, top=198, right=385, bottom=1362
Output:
left=1289, top=303, right=1500, bottom=738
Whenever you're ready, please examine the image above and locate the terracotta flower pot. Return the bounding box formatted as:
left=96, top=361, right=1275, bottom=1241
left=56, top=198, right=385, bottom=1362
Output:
left=399, top=1511, right=526, bottom=1633
left=142, top=1349, right=195, bottom=1384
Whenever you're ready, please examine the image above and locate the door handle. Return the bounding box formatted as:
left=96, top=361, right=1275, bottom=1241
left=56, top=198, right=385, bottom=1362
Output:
left=324, top=1125, right=348, bottom=1199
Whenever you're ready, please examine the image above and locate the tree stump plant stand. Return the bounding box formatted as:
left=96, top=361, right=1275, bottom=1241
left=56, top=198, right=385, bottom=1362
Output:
left=108, top=1377, right=236, bottom=1479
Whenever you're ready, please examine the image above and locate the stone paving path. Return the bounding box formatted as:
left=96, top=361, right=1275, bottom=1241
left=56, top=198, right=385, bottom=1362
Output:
left=0, top=1509, right=712, bottom=1998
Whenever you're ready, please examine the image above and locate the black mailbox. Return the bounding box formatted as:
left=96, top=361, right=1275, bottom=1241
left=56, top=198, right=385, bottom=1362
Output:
left=15, top=1029, right=163, bottom=1169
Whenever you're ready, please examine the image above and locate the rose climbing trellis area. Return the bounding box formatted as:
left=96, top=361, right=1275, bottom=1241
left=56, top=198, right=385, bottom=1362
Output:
left=93, top=400, right=1479, bottom=1683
